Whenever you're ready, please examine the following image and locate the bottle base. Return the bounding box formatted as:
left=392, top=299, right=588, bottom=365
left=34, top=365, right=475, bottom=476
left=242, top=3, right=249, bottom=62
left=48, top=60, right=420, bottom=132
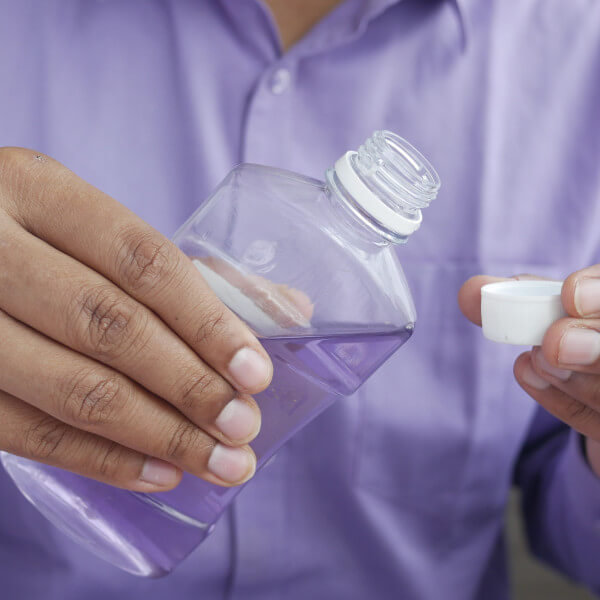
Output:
left=0, top=453, right=213, bottom=577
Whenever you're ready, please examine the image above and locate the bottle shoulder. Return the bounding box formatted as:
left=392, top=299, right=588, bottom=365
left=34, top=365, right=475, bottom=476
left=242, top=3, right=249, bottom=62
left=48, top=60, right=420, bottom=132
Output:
left=228, top=163, right=325, bottom=192
left=177, top=164, right=416, bottom=338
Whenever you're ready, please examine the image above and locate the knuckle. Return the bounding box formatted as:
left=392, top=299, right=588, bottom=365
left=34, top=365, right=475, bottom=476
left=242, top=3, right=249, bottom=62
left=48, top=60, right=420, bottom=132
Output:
left=0, top=147, right=51, bottom=198
left=587, top=379, right=600, bottom=410
left=193, top=302, right=230, bottom=347
left=0, top=148, right=20, bottom=188
left=114, top=228, right=179, bottom=293
left=563, top=397, right=592, bottom=425
left=0, top=225, right=19, bottom=278
left=23, top=416, right=68, bottom=460
left=0, top=147, right=34, bottom=177
left=62, top=369, right=125, bottom=427
left=165, top=421, right=208, bottom=462
left=95, top=441, right=128, bottom=480
left=177, top=370, right=229, bottom=411
left=69, top=284, right=144, bottom=359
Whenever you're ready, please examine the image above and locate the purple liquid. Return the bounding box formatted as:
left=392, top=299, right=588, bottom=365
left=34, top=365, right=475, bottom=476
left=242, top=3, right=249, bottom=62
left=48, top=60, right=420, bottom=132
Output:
left=3, top=327, right=411, bottom=576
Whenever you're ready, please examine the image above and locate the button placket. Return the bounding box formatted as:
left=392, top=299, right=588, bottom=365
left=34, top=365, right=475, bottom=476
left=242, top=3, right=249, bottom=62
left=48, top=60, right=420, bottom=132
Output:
left=269, top=67, right=291, bottom=95
left=241, top=60, right=297, bottom=164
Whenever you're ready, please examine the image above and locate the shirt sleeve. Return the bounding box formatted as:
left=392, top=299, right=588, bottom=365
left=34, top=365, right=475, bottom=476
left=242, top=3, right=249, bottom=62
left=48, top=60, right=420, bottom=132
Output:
left=514, top=405, right=600, bottom=591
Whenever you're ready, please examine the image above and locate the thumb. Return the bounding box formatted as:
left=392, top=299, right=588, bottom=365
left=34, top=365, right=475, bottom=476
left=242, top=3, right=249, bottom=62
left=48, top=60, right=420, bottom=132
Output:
left=458, top=274, right=543, bottom=326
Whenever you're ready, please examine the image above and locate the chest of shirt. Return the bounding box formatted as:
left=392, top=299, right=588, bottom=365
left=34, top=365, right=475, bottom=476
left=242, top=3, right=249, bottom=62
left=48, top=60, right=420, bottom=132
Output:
left=1, top=0, right=598, bottom=551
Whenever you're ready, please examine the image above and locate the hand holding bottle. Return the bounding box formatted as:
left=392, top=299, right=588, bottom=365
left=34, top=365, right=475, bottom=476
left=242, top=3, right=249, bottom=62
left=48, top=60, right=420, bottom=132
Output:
left=1, top=131, right=440, bottom=575
left=0, top=147, right=274, bottom=491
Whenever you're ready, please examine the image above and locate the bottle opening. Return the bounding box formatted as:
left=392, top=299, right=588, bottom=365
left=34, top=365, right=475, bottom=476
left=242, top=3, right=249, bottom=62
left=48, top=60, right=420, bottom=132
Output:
left=328, top=131, right=441, bottom=240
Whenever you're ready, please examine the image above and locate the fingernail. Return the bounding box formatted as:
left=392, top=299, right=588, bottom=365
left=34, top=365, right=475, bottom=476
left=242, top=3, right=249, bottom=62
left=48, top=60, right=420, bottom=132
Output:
left=140, top=457, right=179, bottom=487
left=215, top=398, right=261, bottom=442
left=534, top=350, right=571, bottom=381
left=208, top=444, right=256, bottom=484
left=520, top=363, right=550, bottom=390
left=559, top=328, right=600, bottom=366
left=575, top=278, right=600, bottom=316
left=228, top=347, right=271, bottom=390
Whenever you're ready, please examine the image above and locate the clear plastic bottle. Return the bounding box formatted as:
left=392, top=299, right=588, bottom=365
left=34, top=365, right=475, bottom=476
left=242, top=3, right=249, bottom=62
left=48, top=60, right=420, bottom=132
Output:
left=1, top=131, right=440, bottom=577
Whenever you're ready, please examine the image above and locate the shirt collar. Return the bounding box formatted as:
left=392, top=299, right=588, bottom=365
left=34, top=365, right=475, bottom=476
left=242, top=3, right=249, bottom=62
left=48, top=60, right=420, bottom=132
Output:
left=352, top=0, right=471, bottom=47
left=453, top=0, right=471, bottom=43
left=234, top=0, right=471, bottom=60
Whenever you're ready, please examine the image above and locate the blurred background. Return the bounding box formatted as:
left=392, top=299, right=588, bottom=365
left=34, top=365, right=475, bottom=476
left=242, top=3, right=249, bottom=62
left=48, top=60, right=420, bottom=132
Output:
left=508, top=490, right=595, bottom=599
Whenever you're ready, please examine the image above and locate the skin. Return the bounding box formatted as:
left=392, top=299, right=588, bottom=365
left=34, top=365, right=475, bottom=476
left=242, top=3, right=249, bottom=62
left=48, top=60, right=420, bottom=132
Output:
left=0, top=148, right=275, bottom=491
left=0, top=1, right=341, bottom=493
left=263, top=0, right=343, bottom=51
left=459, top=270, right=600, bottom=477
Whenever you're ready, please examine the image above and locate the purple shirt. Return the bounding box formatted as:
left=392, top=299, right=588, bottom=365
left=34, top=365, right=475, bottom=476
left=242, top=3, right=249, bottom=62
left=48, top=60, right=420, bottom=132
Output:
left=1, top=1, right=600, bottom=598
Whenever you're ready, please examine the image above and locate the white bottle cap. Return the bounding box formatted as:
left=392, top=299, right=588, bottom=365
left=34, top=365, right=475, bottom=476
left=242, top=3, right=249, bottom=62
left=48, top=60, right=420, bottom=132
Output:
left=481, top=280, right=567, bottom=346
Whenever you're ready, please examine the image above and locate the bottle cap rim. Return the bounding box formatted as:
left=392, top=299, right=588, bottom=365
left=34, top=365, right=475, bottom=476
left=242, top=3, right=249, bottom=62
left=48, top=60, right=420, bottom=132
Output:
left=481, top=280, right=566, bottom=345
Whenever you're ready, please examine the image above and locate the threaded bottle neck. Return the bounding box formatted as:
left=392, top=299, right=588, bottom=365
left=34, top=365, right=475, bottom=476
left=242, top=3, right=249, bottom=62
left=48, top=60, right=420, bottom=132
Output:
left=327, top=131, right=440, bottom=243
left=356, top=131, right=440, bottom=210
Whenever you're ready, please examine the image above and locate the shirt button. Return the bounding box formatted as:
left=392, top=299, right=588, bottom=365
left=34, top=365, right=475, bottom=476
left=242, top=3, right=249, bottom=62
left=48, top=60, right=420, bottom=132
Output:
left=270, top=68, right=291, bottom=95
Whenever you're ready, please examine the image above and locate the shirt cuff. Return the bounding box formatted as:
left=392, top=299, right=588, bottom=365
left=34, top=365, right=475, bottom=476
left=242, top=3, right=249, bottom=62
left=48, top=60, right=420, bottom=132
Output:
left=560, top=430, right=600, bottom=524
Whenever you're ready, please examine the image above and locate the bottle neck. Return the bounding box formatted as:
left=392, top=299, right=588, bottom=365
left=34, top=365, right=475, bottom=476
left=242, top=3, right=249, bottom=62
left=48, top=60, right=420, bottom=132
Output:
left=326, top=131, right=440, bottom=245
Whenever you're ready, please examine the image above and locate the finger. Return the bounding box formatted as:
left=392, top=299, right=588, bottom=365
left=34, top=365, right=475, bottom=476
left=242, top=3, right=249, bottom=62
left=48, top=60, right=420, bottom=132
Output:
left=561, top=264, right=600, bottom=318
left=514, top=352, right=600, bottom=441
left=0, top=148, right=272, bottom=394
left=457, top=276, right=508, bottom=326
left=278, top=285, right=314, bottom=320
left=530, top=347, right=600, bottom=414
left=0, top=217, right=261, bottom=445
left=541, top=317, right=600, bottom=374
left=0, top=310, right=256, bottom=487
left=0, top=389, right=181, bottom=492
left=197, top=256, right=314, bottom=327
